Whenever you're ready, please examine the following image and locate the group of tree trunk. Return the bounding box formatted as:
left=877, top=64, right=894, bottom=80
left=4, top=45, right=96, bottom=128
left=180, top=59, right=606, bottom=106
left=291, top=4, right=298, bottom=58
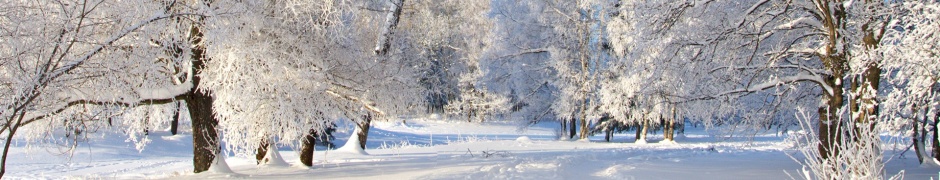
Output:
left=569, top=113, right=684, bottom=143
left=910, top=104, right=940, bottom=164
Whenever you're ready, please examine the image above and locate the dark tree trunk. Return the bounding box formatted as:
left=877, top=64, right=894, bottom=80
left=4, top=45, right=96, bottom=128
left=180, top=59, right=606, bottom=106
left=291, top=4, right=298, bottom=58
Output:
left=568, top=118, right=577, bottom=139
left=635, top=123, right=642, bottom=141
left=605, top=129, right=613, bottom=142
left=186, top=20, right=219, bottom=173
left=913, top=111, right=926, bottom=163
left=357, top=114, right=373, bottom=149
left=170, top=101, right=181, bottom=135
left=185, top=88, right=218, bottom=173
left=560, top=120, right=567, bottom=139
left=0, top=113, right=26, bottom=178
left=817, top=3, right=847, bottom=161
left=818, top=74, right=845, bottom=160
left=300, top=128, right=317, bottom=166
left=256, top=139, right=269, bottom=164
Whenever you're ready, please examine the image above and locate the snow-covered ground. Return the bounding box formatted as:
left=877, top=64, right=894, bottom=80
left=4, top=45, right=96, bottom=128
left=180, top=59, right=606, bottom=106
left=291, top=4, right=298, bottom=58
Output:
left=4, top=118, right=938, bottom=179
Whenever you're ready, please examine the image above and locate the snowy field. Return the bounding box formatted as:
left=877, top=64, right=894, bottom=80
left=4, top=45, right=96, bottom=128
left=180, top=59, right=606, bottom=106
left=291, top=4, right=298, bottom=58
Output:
left=4, top=118, right=938, bottom=179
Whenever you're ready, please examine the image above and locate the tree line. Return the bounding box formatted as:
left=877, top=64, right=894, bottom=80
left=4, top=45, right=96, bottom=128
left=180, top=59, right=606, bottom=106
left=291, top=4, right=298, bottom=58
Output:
left=1, top=0, right=937, bottom=179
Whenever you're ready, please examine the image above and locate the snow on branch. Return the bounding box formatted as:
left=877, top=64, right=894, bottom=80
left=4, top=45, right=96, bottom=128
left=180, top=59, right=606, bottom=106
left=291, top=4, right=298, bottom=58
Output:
left=686, top=73, right=831, bottom=103
left=724, top=73, right=831, bottom=97
left=775, top=17, right=823, bottom=30
left=20, top=80, right=193, bottom=127
left=737, top=0, right=771, bottom=27
left=710, top=64, right=829, bottom=76
left=494, top=48, right=550, bottom=60
left=325, top=87, right=387, bottom=117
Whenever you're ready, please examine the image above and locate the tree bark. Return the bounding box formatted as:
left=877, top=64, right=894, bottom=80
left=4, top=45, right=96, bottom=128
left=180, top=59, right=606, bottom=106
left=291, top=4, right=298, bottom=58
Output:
left=664, top=107, right=676, bottom=142
left=816, top=2, right=847, bottom=160
left=913, top=109, right=926, bottom=163
left=568, top=118, right=577, bottom=139
left=300, top=128, right=317, bottom=166
left=374, top=0, right=406, bottom=55
left=185, top=88, right=218, bottom=173
left=185, top=18, right=219, bottom=173
left=0, top=113, right=26, bottom=178
left=664, top=120, right=675, bottom=142
left=256, top=139, right=269, bottom=164
left=818, top=74, right=844, bottom=160
left=170, top=101, right=181, bottom=135
left=357, top=114, right=373, bottom=149
left=639, top=119, right=649, bottom=142
left=605, top=130, right=613, bottom=142
left=635, top=122, right=642, bottom=141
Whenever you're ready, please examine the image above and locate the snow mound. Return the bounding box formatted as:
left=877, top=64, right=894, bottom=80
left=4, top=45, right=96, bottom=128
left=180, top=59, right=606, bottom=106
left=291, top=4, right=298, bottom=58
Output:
left=208, top=155, right=234, bottom=173
left=635, top=139, right=648, bottom=144
left=335, top=128, right=370, bottom=155
left=336, top=143, right=370, bottom=155
left=659, top=140, right=677, bottom=144
left=594, top=164, right=636, bottom=178
left=258, top=146, right=289, bottom=167
left=515, top=136, right=532, bottom=144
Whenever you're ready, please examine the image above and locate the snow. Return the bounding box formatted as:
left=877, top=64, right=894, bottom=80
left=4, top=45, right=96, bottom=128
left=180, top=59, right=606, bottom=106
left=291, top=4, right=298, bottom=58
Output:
left=334, top=127, right=370, bottom=155
left=259, top=146, right=289, bottom=167
left=3, top=118, right=938, bottom=179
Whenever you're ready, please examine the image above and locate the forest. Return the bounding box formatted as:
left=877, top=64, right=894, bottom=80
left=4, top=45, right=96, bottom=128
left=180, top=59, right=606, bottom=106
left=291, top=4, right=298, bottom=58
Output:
left=1, top=0, right=939, bottom=179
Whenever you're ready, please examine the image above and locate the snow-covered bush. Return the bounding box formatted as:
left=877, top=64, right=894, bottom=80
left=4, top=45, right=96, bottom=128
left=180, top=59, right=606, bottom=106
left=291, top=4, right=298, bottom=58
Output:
left=787, top=108, right=902, bottom=180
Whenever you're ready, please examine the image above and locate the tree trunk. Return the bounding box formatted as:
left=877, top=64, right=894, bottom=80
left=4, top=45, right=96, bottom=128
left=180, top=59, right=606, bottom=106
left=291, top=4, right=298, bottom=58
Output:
left=256, top=139, right=269, bottom=164
left=816, top=2, right=847, bottom=161
left=639, top=119, right=649, bottom=142
left=664, top=120, right=675, bottom=142
left=932, top=111, right=940, bottom=163
left=635, top=123, right=642, bottom=141
left=578, top=117, right=589, bottom=140
left=300, top=128, right=317, bottom=166
left=818, top=74, right=845, bottom=160
left=568, top=118, right=577, bottom=139
left=913, top=111, right=926, bottom=163
left=373, top=0, right=406, bottom=55
left=185, top=88, right=218, bottom=173
left=357, top=114, right=373, bottom=150
left=0, top=113, right=26, bottom=178
left=186, top=19, right=219, bottom=173
left=605, top=129, right=613, bottom=142
left=664, top=108, right=675, bottom=142
left=170, top=101, right=181, bottom=135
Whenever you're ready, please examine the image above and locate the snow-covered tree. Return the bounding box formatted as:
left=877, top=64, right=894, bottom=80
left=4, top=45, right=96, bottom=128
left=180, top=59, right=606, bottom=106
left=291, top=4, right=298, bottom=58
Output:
left=0, top=0, right=207, bottom=176
left=670, top=0, right=917, bottom=177
left=394, top=0, right=500, bottom=121
left=484, top=0, right=559, bottom=130
left=881, top=1, right=940, bottom=165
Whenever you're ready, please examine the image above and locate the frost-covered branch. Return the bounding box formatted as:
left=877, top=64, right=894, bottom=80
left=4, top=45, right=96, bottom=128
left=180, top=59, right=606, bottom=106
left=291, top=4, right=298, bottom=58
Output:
left=684, top=73, right=831, bottom=103
left=45, top=12, right=199, bottom=85
left=325, top=88, right=386, bottom=117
